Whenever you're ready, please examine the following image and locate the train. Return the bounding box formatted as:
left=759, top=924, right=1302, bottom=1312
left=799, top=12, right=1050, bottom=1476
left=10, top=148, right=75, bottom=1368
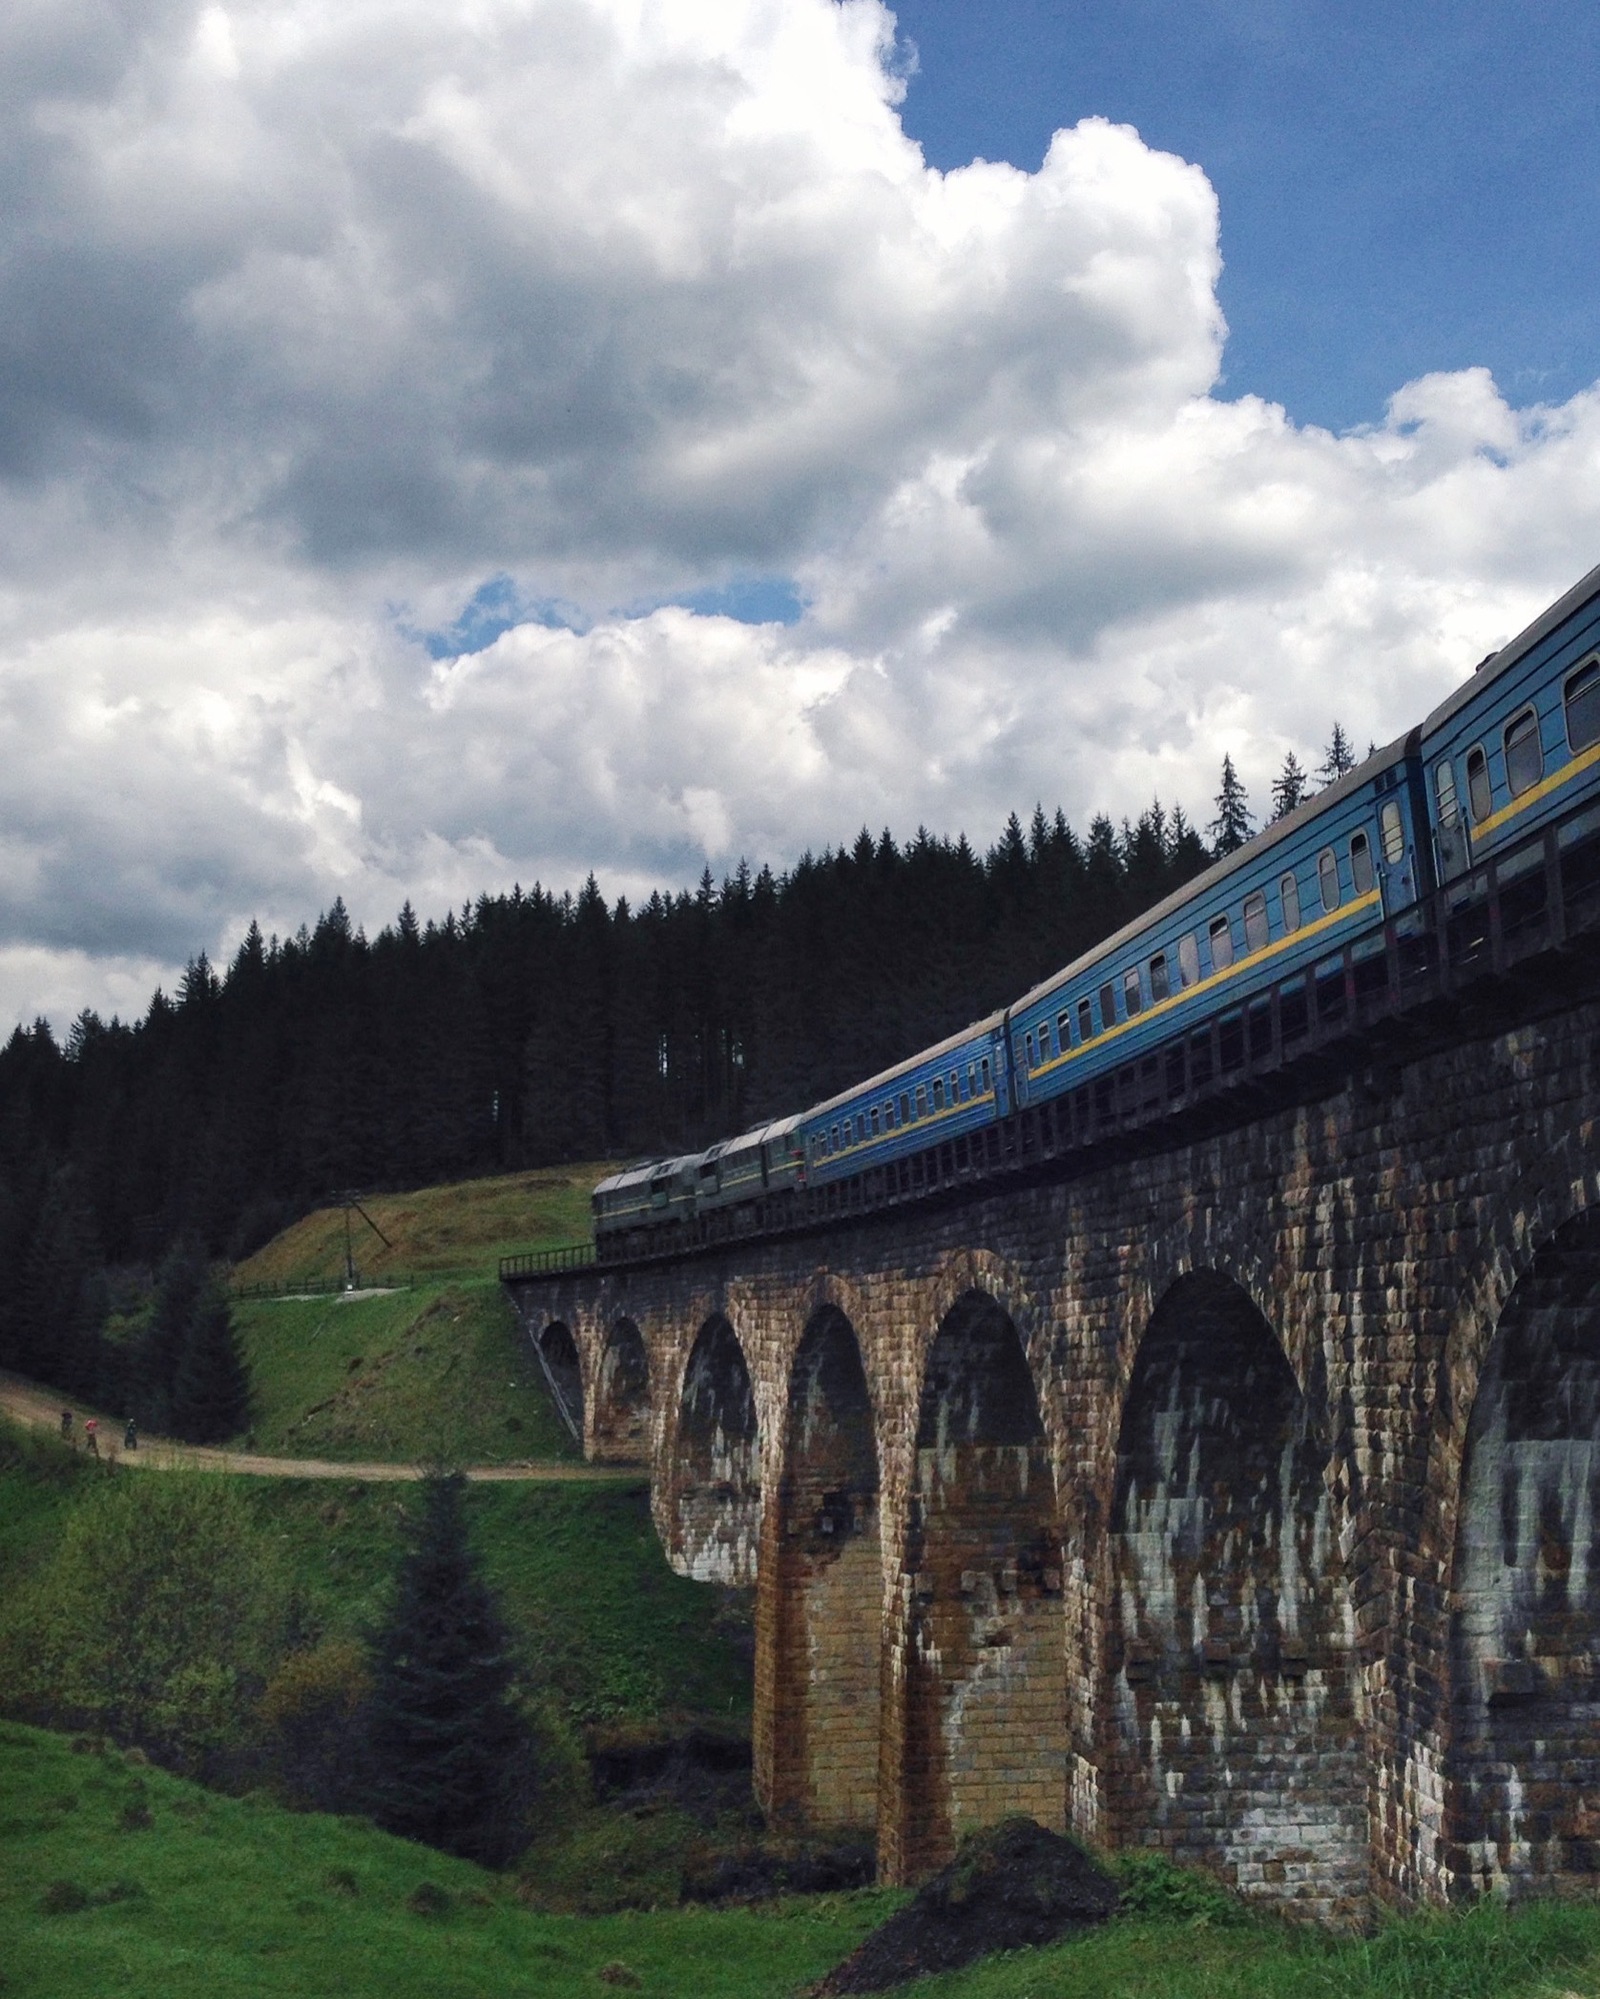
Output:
left=592, top=559, right=1600, bottom=1259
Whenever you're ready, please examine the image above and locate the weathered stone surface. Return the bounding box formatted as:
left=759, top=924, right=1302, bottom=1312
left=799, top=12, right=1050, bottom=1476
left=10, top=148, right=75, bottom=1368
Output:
left=506, top=995, right=1600, bottom=1916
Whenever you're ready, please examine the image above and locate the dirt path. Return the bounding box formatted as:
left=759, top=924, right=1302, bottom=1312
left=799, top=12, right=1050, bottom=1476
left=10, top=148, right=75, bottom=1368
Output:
left=0, top=1371, right=642, bottom=1485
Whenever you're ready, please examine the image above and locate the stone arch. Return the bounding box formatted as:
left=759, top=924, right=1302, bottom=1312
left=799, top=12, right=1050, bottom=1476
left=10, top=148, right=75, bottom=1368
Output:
left=673, top=1314, right=761, bottom=1585
left=763, top=1306, right=882, bottom=1831
left=1106, top=1270, right=1367, bottom=1924
left=534, top=1320, right=584, bottom=1445
left=1446, top=1208, right=1600, bottom=1900
left=592, top=1317, right=651, bottom=1462
left=897, top=1287, right=1066, bottom=1878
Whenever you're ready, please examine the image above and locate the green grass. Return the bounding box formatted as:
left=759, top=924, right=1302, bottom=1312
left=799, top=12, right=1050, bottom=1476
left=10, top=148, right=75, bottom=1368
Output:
left=234, top=1278, right=580, bottom=1464
left=233, top=1166, right=612, bottom=1290
left=0, top=1724, right=884, bottom=1999
left=7, top=1722, right=1600, bottom=1999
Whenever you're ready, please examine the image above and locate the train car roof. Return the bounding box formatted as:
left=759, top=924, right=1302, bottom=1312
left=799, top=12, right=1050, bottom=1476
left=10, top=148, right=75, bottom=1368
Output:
left=803, top=1007, right=1009, bottom=1123
left=1010, top=727, right=1418, bottom=1020
left=1420, top=559, right=1600, bottom=739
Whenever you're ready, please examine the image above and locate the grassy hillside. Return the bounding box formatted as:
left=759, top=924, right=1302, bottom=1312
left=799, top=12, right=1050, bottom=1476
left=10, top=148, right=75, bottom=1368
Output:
left=226, top=1168, right=619, bottom=1465
left=0, top=1725, right=880, bottom=1999
left=8, top=1722, right=1600, bottom=1999
left=233, top=1166, right=611, bottom=1290
left=234, top=1281, right=579, bottom=1464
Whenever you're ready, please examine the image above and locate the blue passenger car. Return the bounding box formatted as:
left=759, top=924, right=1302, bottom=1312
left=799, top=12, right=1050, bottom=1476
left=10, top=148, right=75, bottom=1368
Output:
left=801, top=1011, right=1011, bottom=1187
left=1007, top=732, right=1430, bottom=1111
left=1418, top=562, right=1600, bottom=882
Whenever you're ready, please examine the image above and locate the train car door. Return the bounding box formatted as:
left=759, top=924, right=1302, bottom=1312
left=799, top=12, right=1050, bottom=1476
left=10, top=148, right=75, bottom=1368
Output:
left=1373, top=771, right=1420, bottom=912
left=990, top=1024, right=1013, bottom=1116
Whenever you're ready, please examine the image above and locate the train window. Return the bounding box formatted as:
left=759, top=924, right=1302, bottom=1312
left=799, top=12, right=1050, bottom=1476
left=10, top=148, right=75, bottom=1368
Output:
left=1149, top=951, right=1170, bottom=1002
left=932, top=1079, right=945, bottom=1110
left=967, top=1063, right=978, bottom=1098
left=980, top=1056, right=992, bottom=1092
left=1280, top=872, right=1300, bottom=933
left=1123, top=968, right=1142, bottom=1016
left=1024, top=1030, right=1036, bottom=1068
left=1435, top=759, right=1460, bottom=827
left=899, top=1092, right=911, bottom=1124
left=950, top=1070, right=960, bottom=1101
left=884, top=1101, right=895, bottom=1130
left=831, top=1124, right=840, bottom=1151
left=1057, top=1009, right=1073, bottom=1049
left=1243, top=890, right=1269, bottom=952
left=916, top=1085, right=928, bottom=1118
left=1099, top=980, right=1117, bottom=1028
left=1208, top=913, right=1234, bottom=971
left=870, top=1107, right=881, bottom=1136
left=1077, top=997, right=1093, bottom=1041
left=1566, top=658, right=1600, bottom=752
left=1466, top=745, right=1491, bottom=822
left=1504, top=707, right=1543, bottom=798
left=1380, top=799, right=1405, bottom=865
left=1318, top=847, right=1340, bottom=911
left=1350, top=831, right=1374, bottom=896
left=1178, top=933, right=1200, bottom=987
left=1038, top=1021, right=1052, bottom=1060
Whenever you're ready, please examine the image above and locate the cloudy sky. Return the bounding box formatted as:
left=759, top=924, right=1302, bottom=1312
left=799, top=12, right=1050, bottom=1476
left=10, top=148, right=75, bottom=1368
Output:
left=4, top=0, right=1599, bottom=1031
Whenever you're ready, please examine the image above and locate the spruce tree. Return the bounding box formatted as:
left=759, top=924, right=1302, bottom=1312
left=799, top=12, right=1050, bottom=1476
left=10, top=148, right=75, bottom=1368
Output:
left=169, top=1279, right=251, bottom=1444
left=139, top=1237, right=209, bottom=1431
left=1270, top=751, right=1309, bottom=821
left=364, top=1472, right=533, bottom=1866
left=1208, top=754, right=1255, bottom=856
left=1317, top=721, right=1356, bottom=785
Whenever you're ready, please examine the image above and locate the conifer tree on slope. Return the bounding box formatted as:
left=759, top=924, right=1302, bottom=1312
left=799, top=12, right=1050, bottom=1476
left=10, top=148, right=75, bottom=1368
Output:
left=364, top=1471, right=532, bottom=1866
left=169, top=1279, right=251, bottom=1444
left=138, top=1237, right=209, bottom=1432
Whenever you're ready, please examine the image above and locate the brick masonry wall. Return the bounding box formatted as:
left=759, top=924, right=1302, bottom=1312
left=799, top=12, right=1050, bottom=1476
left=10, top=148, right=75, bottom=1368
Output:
left=507, top=994, right=1600, bottom=1909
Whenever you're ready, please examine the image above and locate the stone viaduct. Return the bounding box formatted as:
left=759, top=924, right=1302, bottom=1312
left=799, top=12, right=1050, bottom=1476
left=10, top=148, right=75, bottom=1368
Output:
left=506, top=989, right=1600, bottom=1924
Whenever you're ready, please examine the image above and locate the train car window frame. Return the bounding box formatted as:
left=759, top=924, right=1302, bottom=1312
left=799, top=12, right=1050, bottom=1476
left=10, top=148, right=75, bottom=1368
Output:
left=1279, top=871, right=1300, bottom=934
left=932, top=1079, right=945, bottom=1111
left=1350, top=830, right=1375, bottom=897
left=915, top=1086, right=927, bottom=1119
left=1177, top=932, right=1200, bottom=987
left=1149, top=950, right=1170, bottom=1002
left=870, top=1107, right=881, bottom=1136
left=1565, top=656, right=1600, bottom=753
left=1024, top=1029, right=1036, bottom=1068
left=1038, top=1021, right=1053, bottom=1061
left=1078, top=997, right=1094, bottom=1041
left=1057, top=1009, right=1073, bottom=1049
left=1208, top=913, right=1234, bottom=972
left=1379, top=800, right=1405, bottom=865
left=1318, top=847, right=1340, bottom=913
left=980, top=1056, right=992, bottom=1093
left=1123, top=967, right=1142, bottom=1017
left=830, top=1124, right=840, bottom=1152
left=949, top=1070, right=960, bottom=1102
left=1435, top=758, right=1461, bottom=826
left=1466, top=744, right=1492, bottom=822
left=1242, top=890, right=1269, bottom=953
left=884, top=1101, right=896, bottom=1130
left=1503, top=705, right=1544, bottom=798
left=1098, top=980, right=1117, bottom=1029
left=899, top=1092, right=911, bottom=1124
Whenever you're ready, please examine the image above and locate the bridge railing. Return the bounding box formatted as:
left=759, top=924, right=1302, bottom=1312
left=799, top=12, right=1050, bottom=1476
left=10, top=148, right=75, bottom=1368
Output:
left=498, top=1241, right=597, bottom=1281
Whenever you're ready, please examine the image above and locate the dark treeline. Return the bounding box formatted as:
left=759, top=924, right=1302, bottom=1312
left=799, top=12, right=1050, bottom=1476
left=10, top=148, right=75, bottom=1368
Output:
left=0, top=798, right=1212, bottom=1373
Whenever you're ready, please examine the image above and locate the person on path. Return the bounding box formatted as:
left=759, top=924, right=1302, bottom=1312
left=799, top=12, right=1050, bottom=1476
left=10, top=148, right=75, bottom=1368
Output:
left=83, top=1417, right=98, bottom=1459
left=124, top=1419, right=138, bottom=1452
left=60, top=1408, right=73, bottom=1442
